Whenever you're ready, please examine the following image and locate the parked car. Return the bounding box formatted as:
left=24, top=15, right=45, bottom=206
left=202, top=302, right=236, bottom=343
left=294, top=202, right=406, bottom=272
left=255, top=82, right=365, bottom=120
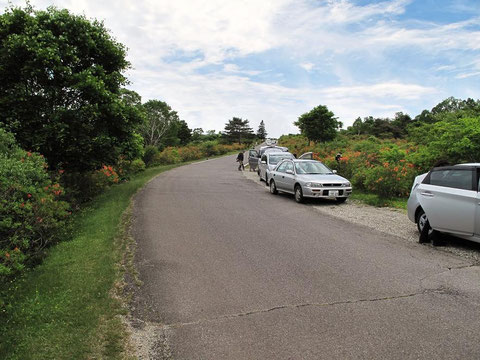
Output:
left=258, top=152, right=295, bottom=183
left=407, top=163, right=480, bottom=244
left=268, top=159, right=352, bottom=203
left=255, top=146, right=289, bottom=174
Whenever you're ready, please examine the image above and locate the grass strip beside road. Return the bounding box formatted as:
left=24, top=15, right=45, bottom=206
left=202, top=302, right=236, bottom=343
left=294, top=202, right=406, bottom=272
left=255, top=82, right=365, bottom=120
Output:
left=350, top=191, right=408, bottom=210
left=0, top=163, right=183, bottom=360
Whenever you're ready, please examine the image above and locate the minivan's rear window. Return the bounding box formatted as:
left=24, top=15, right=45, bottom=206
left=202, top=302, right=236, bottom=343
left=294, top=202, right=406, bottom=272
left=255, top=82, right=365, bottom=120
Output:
left=429, top=168, right=473, bottom=190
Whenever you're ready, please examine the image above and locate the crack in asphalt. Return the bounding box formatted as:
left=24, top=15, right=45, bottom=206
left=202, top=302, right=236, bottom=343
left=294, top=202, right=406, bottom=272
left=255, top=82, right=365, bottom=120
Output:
left=162, top=288, right=446, bottom=330
left=419, top=263, right=480, bottom=284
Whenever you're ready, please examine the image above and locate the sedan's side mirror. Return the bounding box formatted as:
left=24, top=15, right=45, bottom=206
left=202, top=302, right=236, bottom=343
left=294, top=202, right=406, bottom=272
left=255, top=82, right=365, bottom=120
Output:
left=286, top=170, right=294, bottom=175
left=261, top=160, right=267, bottom=164
left=332, top=170, right=337, bottom=174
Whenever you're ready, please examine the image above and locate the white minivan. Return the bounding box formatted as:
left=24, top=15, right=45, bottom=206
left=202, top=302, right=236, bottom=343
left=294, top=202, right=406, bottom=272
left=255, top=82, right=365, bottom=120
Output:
left=407, top=164, right=480, bottom=244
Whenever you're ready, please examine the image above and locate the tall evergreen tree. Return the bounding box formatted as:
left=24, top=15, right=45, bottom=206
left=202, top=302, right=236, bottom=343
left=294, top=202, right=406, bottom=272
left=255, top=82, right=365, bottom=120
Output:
left=223, top=117, right=254, bottom=143
left=257, top=120, right=267, bottom=140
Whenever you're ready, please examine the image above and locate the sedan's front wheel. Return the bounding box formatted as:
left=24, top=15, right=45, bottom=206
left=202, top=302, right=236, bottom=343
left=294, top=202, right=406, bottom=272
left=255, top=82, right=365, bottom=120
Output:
left=270, top=180, right=278, bottom=195
left=294, top=185, right=304, bottom=203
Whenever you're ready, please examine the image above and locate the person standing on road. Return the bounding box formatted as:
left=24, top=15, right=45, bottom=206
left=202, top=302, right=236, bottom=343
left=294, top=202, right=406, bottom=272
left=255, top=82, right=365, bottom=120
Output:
left=236, top=151, right=244, bottom=171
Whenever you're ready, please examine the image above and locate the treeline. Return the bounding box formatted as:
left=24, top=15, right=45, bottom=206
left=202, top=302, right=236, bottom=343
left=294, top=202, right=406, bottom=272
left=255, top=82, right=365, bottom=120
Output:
left=344, top=97, right=480, bottom=139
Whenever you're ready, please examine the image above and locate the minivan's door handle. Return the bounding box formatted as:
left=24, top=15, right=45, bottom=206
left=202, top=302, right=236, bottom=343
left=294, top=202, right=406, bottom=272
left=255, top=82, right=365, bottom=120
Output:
left=420, top=192, right=434, bottom=197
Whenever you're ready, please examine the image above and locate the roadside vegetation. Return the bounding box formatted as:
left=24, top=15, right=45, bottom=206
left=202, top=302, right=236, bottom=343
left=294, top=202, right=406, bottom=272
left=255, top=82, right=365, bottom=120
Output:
left=281, top=97, right=480, bottom=208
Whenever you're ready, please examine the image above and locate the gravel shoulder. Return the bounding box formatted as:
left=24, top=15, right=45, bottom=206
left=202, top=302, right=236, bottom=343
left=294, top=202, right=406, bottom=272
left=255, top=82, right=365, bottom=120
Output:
left=242, top=167, right=480, bottom=264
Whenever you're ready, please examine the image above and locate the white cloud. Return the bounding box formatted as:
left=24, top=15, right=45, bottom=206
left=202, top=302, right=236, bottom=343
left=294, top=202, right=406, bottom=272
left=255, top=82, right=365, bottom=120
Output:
left=300, top=62, right=315, bottom=71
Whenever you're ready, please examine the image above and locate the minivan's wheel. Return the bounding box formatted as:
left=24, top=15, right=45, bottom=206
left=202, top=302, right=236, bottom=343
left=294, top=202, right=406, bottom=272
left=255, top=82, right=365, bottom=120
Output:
left=270, top=180, right=278, bottom=195
left=416, top=209, right=432, bottom=235
left=294, top=185, right=304, bottom=203
left=336, top=197, right=347, bottom=204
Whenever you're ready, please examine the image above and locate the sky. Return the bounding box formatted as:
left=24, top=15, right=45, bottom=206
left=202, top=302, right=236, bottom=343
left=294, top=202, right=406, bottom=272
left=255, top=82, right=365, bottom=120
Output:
left=1, top=0, right=480, bottom=137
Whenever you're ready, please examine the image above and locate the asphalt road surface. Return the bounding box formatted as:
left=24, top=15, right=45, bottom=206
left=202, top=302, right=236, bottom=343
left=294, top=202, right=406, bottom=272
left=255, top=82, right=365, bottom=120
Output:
left=131, top=155, right=480, bottom=359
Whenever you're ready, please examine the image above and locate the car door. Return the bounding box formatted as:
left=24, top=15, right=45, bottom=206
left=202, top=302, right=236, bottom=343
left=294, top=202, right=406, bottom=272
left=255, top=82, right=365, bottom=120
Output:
left=260, top=154, right=268, bottom=179
left=272, top=161, right=288, bottom=190
left=248, top=150, right=259, bottom=168
left=475, top=168, right=480, bottom=237
left=298, top=152, right=313, bottom=160
left=419, top=167, right=476, bottom=236
left=283, top=161, right=296, bottom=193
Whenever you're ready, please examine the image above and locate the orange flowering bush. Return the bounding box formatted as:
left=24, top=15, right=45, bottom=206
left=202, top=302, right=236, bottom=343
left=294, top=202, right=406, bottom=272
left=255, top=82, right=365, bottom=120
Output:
left=279, top=134, right=420, bottom=198
left=0, top=129, right=70, bottom=277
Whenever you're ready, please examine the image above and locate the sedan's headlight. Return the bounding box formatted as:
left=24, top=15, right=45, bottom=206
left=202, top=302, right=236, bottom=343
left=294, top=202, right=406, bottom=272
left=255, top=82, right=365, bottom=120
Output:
left=305, top=182, right=323, bottom=188
left=341, top=182, right=351, bottom=187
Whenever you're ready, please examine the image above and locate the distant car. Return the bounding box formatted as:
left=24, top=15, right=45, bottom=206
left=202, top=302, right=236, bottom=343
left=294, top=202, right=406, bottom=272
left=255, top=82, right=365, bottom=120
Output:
left=255, top=146, right=289, bottom=174
left=268, top=159, right=352, bottom=203
left=407, top=163, right=480, bottom=244
left=258, top=152, right=295, bottom=183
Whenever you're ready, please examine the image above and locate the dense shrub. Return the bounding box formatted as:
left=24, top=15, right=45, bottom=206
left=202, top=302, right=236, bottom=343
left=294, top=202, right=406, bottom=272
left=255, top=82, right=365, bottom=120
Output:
left=148, top=142, right=244, bottom=166
left=279, top=134, right=421, bottom=198
left=0, top=129, right=70, bottom=277
left=142, top=145, right=159, bottom=166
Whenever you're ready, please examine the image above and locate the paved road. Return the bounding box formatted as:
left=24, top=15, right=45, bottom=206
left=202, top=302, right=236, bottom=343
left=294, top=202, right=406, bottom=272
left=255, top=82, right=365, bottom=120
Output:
left=131, top=155, right=480, bottom=359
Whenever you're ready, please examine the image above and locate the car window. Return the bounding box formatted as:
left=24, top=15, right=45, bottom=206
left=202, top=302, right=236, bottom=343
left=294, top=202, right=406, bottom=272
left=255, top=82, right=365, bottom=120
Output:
left=261, top=155, right=267, bottom=162
left=269, top=154, right=293, bottom=165
left=276, top=161, right=288, bottom=173
left=285, top=162, right=294, bottom=173
left=429, top=168, right=474, bottom=190
left=295, top=161, right=332, bottom=175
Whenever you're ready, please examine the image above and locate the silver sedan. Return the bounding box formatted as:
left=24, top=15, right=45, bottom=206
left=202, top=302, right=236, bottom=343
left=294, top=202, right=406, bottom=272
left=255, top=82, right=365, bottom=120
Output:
left=268, top=159, right=352, bottom=203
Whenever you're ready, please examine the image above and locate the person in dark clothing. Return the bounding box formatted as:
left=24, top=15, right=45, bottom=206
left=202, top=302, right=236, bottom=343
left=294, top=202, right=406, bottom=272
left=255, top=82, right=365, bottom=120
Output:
left=236, top=151, right=244, bottom=171
left=335, top=152, right=342, bottom=163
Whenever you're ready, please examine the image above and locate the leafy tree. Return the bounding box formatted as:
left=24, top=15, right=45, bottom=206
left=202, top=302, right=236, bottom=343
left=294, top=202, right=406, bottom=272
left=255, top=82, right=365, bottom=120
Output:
left=223, top=117, right=254, bottom=143
left=0, top=6, right=142, bottom=171
left=257, top=120, right=267, bottom=140
left=294, top=105, right=341, bottom=143
left=141, top=100, right=179, bottom=147
left=177, top=120, right=192, bottom=145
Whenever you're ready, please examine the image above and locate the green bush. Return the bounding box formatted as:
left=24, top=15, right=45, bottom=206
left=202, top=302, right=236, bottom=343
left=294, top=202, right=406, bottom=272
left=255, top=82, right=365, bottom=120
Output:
left=143, top=145, right=159, bottom=167
left=0, top=129, right=70, bottom=277
left=152, top=147, right=181, bottom=165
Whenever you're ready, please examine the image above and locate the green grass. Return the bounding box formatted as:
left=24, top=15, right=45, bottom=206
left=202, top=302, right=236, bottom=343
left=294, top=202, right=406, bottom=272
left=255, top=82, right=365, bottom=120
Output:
left=350, top=191, right=408, bottom=210
left=0, top=163, right=182, bottom=360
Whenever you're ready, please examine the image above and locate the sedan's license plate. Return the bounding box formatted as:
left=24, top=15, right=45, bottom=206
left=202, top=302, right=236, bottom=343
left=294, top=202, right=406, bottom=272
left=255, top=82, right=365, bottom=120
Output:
left=328, top=190, right=339, bottom=197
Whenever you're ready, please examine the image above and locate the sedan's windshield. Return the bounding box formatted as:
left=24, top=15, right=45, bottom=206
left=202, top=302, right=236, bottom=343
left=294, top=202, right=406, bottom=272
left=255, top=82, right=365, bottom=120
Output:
left=295, top=162, right=332, bottom=175
left=269, top=154, right=293, bottom=165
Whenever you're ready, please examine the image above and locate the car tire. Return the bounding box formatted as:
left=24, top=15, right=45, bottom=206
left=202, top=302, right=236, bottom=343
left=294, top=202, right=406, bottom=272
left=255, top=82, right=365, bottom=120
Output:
left=336, top=197, right=347, bottom=204
left=294, top=185, right=304, bottom=203
left=417, top=209, right=432, bottom=243
left=270, top=180, right=278, bottom=195
left=416, top=209, right=432, bottom=235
